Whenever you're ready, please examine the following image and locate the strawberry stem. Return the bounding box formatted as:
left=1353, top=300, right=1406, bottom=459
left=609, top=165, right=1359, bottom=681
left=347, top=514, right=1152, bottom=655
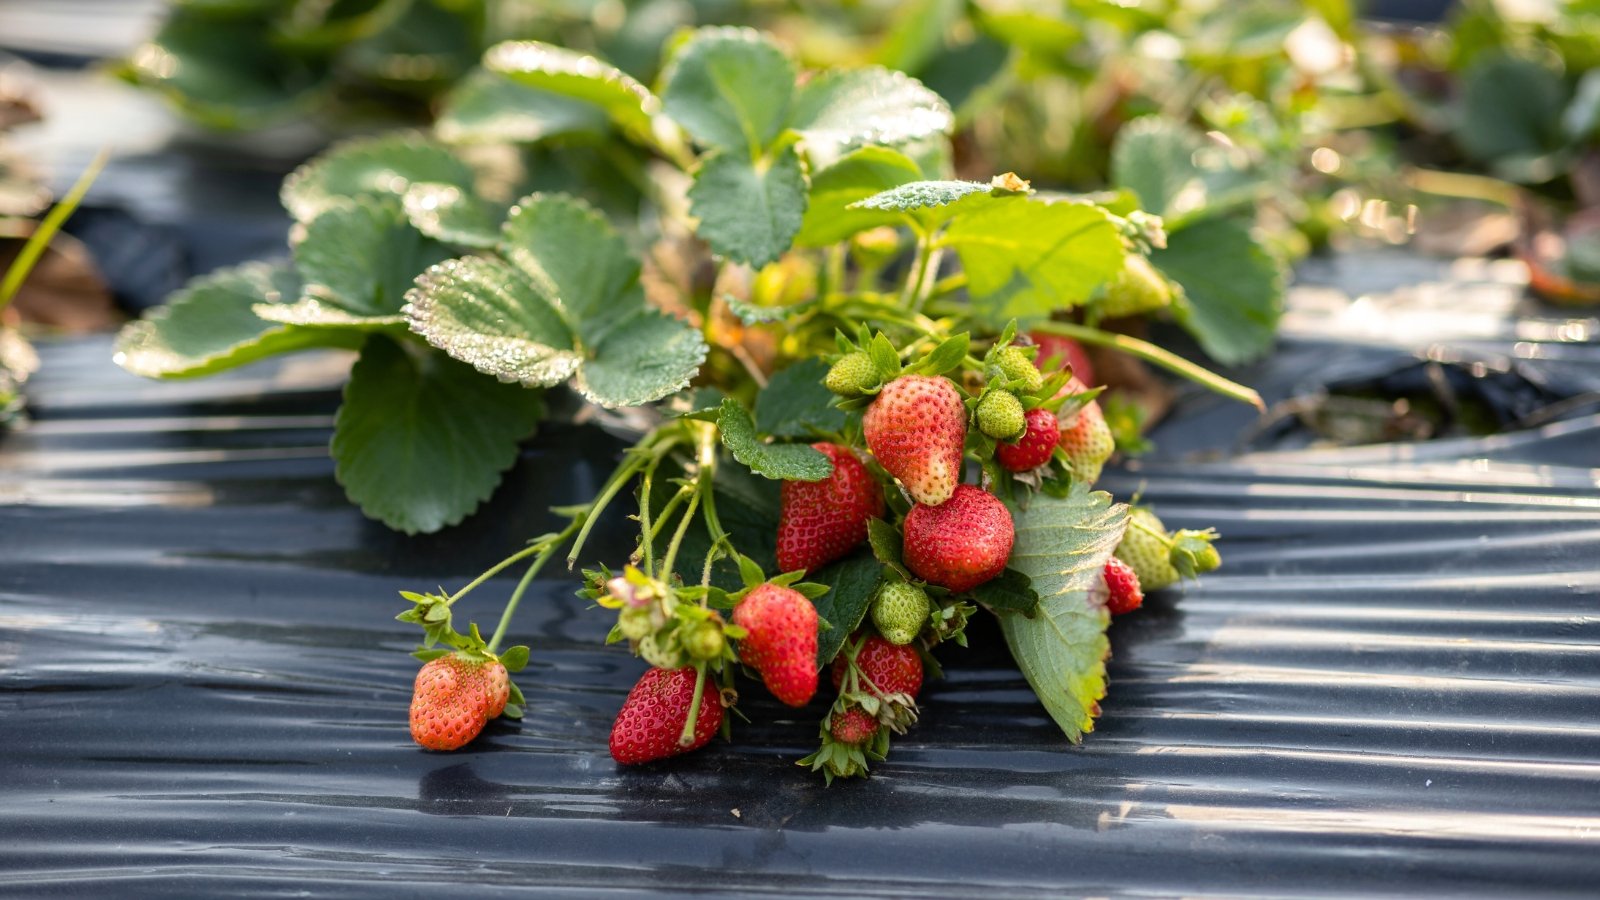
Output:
left=446, top=542, right=545, bottom=607
left=568, top=430, right=678, bottom=570
left=680, top=664, right=709, bottom=747
left=1029, top=321, right=1266, bottom=411
left=486, top=518, right=581, bottom=653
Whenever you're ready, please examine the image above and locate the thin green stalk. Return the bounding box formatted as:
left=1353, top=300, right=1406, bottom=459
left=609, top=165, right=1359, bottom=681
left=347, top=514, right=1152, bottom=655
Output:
left=486, top=519, right=580, bottom=653
left=658, top=480, right=702, bottom=582
left=647, top=483, right=693, bottom=543
left=1030, top=321, right=1265, bottom=411
left=568, top=431, right=677, bottom=568
left=0, top=148, right=107, bottom=312
left=446, top=542, right=544, bottom=607
left=679, top=664, right=709, bottom=747
left=638, top=451, right=660, bottom=573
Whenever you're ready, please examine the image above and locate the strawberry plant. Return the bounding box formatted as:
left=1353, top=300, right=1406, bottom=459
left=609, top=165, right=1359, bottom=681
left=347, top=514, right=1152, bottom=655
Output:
left=115, top=27, right=1252, bottom=776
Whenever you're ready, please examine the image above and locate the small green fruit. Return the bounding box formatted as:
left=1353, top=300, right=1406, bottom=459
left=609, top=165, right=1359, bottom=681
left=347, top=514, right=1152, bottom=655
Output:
left=1114, top=508, right=1180, bottom=592
left=638, top=633, right=687, bottom=670
left=1100, top=254, right=1172, bottom=318
left=871, top=582, right=931, bottom=646
left=684, top=622, right=725, bottom=660
left=976, top=390, right=1026, bottom=441
left=618, top=607, right=653, bottom=641
left=994, top=345, right=1043, bottom=393
left=825, top=351, right=878, bottom=397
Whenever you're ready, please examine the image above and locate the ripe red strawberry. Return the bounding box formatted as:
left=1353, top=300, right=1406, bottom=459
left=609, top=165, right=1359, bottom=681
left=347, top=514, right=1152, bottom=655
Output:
left=831, top=634, right=923, bottom=699
left=995, top=407, right=1060, bottom=472
left=902, top=484, right=1014, bottom=592
left=410, top=655, right=507, bottom=751
left=609, top=666, right=724, bottom=764
left=863, top=374, right=967, bottom=506
left=829, top=707, right=879, bottom=745
left=1029, top=332, right=1095, bottom=387
left=732, top=583, right=819, bottom=707
left=777, top=443, right=885, bottom=574
left=1103, top=556, right=1144, bottom=615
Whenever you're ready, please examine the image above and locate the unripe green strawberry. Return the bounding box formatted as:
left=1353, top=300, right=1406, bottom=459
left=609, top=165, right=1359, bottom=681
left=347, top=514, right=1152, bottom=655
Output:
left=994, top=345, right=1043, bottom=393
left=825, top=351, right=878, bottom=397
left=975, top=390, right=1026, bottom=441
left=684, top=622, right=725, bottom=660
left=618, top=607, right=653, bottom=641
left=863, top=375, right=967, bottom=506
left=638, top=633, right=687, bottom=670
left=1115, top=508, right=1180, bottom=592
left=871, top=582, right=930, bottom=646
left=1100, top=254, right=1171, bottom=318
left=1059, top=394, right=1113, bottom=485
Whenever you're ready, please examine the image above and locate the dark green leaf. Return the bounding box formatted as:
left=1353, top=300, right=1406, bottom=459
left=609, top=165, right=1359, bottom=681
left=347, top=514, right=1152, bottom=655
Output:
left=281, top=133, right=474, bottom=223
left=967, top=568, right=1040, bottom=617
left=332, top=335, right=546, bottom=534
left=499, top=192, right=641, bottom=343
left=1456, top=55, right=1568, bottom=173
left=796, top=145, right=923, bottom=247
left=404, top=256, right=582, bottom=388
left=945, top=198, right=1125, bottom=326
left=754, top=357, right=848, bottom=439
left=660, top=26, right=795, bottom=154
left=788, top=66, right=953, bottom=166
left=1155, top=218, right=1284, bottom=366
left=999, top=483, right=1129, bottom=741
left=687, top=146, right=808, bottom=269
left=717, top=398, right=833, bottom=481
left=866, top=517, right=909, bottom=579
left=573, top=309, right=707, bottom=408
left=402, top=182, right=503, bottom=249
left=294, top=198, right=454, bottom=317
left=482, top=40, right=658, bottom=137
left=113, top=262, right=358, bottom=379
left=809, top=554, right=883, bottom=665
left=436, top=68, right=608, bottom=144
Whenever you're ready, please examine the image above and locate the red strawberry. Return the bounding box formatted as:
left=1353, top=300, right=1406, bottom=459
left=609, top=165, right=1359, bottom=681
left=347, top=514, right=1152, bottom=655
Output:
left=1030, top=332, right=1095, bottom=387
left=902, top=484, right=1014, bottom=592
left=410, top=655, right=507, bottom=751
left=863, top=375, right=966, bottom=506
left=1103, top=556, right=1144, bottom=615
left=995, top=407, right=1060, bottom=472
left=732, top=583, right=819, bottom=707
left=609, top=666, right=724, bottom=764
left=777, top=443, right=885, bottom=574
left=1059, top=394, right=1113, bottom=485
left=829, top=707, right=879, bottom=745
left=831, top=634, right=923, bottom=699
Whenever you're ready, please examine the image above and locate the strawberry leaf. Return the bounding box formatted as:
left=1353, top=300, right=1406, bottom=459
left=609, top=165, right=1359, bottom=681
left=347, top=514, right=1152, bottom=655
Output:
left=796, top=145, right=922, bottom=247
left=966, top=568, right=1040, bottom=617
left=716, top=398, right=833, bottom=482
left=572, top=309, right=706, bottom=408
left=754, top=358, right=848, bottom=439
left=498, top=193, right=641, bottom=342
left=866, top=517, right=910, bottom=580
left=1110, top=116, right=1206, bottom=221
left=281, top=133, right=474, bottom=223
left=999, top=482, right=1129, bottom=742
left=687, top=145, right=808, bottom=269
left=1155, top=217, right=1284, bottom=366
left=294, top=197, right=454, bottom=318
left=808, top=554, right=883, bottom=665
left=661, top=27, right=794, bottom=155
left=435, top=68, right=608, bottom=145
left=499, top=645, right=531, bottom=672
left=332, top=335, right=545, bottom=534
left=789, top=67, right=953, bottom=166
left=401, top=182, right=503, bottom=249
left=482, top=40, right=658, bottom=138
left=404, top=256, right=582, bottom=388
left=113, top=262, right=362, bottom=379
left=850, top=178, right=992, bottom=228
left=944, top=197, right=1125, bottom=327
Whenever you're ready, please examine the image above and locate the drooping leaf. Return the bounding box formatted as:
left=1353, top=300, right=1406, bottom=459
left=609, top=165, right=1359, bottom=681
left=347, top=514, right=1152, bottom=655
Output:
left=788, top=66, right=953, bottom=166
left=574, top=309, right=707, bottom=408
left=332, top=335, right=546, bottom=534
left=402, top=182, right=503, bottom=249
left=754, top=357, right=849, bottom=439
left=716, top=398, right=833, bottom=481
left=251, top=298, right=406, bottom=329
left=482, top=40, right=659, bottom=137
left=113, top=262, right=358, bottom=379
left=809, top=554, right=884, bottom=665
left=999, top=483, right=1129, bottom=741
left=660, top=26, right=795, bottom=154
left=404, top=256, right=581, bottom=388
left=1110, top=116, right=1206, bottom=220
left=435, top=68, right=609, bottom=144
left=687, top=145, right=808, bottom=268
left=796, top=145, right=922, bottom=247
left=280, top=133, right=475, bottom=223
left=498, top=192, right=641, bottom=340
left=944, top=197, right=1125, bottom=326
left=293, top=198, right=455, bottom=317
left=1155, top=217, right=1284, bottom=366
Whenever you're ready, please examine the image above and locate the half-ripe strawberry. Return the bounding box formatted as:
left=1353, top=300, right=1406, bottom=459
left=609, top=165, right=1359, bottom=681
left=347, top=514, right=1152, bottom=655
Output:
left=831, top=634, right=924, bottom=699
left=1103, top=556, right=1144, bottom=615
left=609, top=666, right=724, bottom=765
left=777, top=443, right=885, bottom=574
left=902, top=484, right=1014, bottom=592
left=863, top=375, right=966, bottom=506
left=1029, top=332, right=1095, bottom=388
left=1059, top=380, right=1113, bottom=485
left=410, top=655, right=502, bottom=752
left=995, top=407, right=1061, bottom=472
left=732, top=583, right=820, bottom=707
left=829, top=707, right=880, bottom=745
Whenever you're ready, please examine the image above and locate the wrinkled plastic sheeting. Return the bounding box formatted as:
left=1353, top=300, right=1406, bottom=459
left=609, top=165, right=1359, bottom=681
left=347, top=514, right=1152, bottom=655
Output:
left=1, top=331, right=1597, bottom=896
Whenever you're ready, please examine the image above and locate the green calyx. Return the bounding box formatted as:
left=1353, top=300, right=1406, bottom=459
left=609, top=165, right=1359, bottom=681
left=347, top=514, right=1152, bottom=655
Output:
left=976, top=390, right=1026, bottom=441
left=871, top=582, right=931, bottom=646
